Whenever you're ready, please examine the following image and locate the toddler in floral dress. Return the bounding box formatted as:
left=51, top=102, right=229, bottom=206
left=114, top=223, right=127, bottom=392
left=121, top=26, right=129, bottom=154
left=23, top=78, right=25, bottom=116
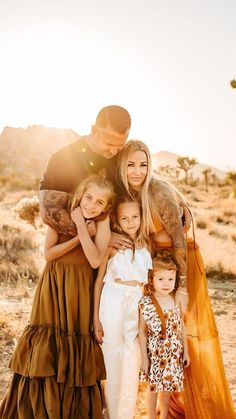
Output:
left=138, top=250, right=190, bottom=419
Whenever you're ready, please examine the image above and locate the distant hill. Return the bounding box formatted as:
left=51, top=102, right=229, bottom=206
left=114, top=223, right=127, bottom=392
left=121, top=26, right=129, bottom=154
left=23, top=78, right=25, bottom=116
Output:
left=0, top=125, right=79, bottom=178
left=152, top=150, right=226, bottom=181
left=0, top=126, right=226, bottom=182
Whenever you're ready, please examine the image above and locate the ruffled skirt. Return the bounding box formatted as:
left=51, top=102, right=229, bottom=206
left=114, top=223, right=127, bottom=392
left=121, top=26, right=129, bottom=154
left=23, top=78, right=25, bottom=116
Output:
left=0, top=259, right=106, bottom=419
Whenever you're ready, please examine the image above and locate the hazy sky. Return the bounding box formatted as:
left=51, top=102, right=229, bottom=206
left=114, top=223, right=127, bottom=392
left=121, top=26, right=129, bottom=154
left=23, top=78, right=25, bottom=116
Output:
left=0, top=0, right=235, bottom=170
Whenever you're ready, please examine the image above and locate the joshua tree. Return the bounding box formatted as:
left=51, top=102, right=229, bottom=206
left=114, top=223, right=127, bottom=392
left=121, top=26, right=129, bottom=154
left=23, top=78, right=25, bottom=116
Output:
left=177, top=156, right=198, bottom=185
left=230, top=79, right=236, bottom=89
left=157, top=165, right=172, bottom=179
left=202, top=168, right=212, bottom=192
left=227, top=171, right=236, bottom=197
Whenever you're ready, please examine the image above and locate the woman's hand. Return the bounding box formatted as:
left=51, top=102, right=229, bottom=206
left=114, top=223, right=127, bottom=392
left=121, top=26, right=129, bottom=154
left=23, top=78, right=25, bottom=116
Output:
left=175, top=288, right=189, bottom=317
left=93, top=318, right=104, bottom=344
left=110, top=232, right=133, bottom=250
left=183, top=350, right=190, bottom=368
left=140, top=356, right=150, bottom=375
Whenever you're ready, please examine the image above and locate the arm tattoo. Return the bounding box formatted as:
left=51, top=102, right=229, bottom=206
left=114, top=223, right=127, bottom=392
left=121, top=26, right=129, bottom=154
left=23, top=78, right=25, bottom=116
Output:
left=155, top=189, right=187, bottom=275
left=39, top=190, right=77, bottom=236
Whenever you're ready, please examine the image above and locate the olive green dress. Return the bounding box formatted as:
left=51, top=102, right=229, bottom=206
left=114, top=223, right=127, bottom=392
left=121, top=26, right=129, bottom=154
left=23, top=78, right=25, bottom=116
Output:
left=0, top=234, right=106, bottom=419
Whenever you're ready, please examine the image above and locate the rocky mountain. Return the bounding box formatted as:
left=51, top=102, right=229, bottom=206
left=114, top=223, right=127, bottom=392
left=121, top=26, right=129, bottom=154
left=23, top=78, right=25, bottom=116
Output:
left=0, top=126, right=226, bottom=181
left=0, top=125, right=79, bottom=178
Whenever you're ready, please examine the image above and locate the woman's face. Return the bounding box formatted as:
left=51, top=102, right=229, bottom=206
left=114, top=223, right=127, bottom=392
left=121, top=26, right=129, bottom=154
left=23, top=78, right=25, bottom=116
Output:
left=126, top=150, right=148, bottom=191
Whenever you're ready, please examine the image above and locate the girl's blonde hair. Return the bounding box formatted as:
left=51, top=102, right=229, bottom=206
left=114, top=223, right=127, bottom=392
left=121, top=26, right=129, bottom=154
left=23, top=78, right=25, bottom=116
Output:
left=116, top=140, right=190, bottom=238
left=111, top=193, right=149, bottom=250
left=144, top=250, right=178, bottom=296
left=68, top=174, right=116, bottom=221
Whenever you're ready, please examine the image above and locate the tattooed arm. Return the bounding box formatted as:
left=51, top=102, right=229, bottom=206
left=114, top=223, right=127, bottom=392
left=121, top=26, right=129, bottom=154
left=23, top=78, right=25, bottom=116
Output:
left=153, top=184, right=187, bottom=276
left=39, top=190, right=77, bottom=236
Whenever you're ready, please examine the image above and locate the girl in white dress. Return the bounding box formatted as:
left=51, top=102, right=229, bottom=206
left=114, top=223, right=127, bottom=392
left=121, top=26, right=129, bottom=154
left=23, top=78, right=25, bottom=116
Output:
left=93, top=194, right=152, bottom=419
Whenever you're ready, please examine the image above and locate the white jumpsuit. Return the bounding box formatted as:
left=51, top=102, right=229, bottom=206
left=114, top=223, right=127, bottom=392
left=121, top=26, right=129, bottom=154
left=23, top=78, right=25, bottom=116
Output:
left=99, top=248, right=152, bottom=419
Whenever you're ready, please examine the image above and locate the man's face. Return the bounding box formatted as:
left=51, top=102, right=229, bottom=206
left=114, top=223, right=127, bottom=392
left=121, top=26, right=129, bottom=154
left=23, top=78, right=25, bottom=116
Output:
left=92, top=124, right=129, bottom=159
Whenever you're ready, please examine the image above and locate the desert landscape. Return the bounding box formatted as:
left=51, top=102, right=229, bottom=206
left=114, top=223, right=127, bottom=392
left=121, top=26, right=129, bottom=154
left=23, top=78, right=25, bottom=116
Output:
left=0, top=126, right=236, bottom=416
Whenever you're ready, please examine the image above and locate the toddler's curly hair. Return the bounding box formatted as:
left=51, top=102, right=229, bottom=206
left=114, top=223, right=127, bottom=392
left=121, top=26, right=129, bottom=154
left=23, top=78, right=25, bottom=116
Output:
left=144, top=249, right=179, bottom=296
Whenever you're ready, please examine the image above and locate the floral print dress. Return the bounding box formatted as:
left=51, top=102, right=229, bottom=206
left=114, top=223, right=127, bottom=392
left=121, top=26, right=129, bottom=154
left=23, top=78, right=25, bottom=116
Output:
left=139, top=295, right=184, bottom=393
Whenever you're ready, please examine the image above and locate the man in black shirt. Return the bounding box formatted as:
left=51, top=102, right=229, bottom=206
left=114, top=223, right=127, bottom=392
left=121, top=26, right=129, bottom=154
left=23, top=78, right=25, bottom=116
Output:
left=39, top=105, right=131, bottom=235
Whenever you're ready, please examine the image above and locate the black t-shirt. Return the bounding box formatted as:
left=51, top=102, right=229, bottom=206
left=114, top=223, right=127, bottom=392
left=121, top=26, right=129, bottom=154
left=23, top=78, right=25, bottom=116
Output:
left=40, top=137, right=118, bottom=193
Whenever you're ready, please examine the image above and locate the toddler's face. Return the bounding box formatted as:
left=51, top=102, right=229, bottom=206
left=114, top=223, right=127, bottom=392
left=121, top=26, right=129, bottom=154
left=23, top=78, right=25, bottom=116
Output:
left=153, top=269, right=176, bottom=296
left=80, top=184, right=109, bottom=219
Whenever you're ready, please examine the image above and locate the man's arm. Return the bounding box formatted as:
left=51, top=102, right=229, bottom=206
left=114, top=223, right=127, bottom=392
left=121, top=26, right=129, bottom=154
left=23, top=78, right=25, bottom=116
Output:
left=39, top=190, right=77, bottom=236
left=39, top=145, right=79, bottom=235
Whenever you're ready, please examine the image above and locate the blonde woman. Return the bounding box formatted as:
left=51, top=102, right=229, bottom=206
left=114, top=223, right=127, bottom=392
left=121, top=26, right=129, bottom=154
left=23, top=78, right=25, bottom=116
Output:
left=115, top=140, right=235, bottom=419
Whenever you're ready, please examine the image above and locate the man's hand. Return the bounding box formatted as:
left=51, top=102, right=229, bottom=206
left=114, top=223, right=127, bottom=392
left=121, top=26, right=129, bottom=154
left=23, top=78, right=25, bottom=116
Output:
left=110, top=232, right=133, bottom=250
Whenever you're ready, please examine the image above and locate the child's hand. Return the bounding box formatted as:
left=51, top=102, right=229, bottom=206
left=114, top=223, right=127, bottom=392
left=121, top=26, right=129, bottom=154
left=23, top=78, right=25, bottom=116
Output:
left=93, top=318, right=104, bottom=344
left=71, top=207, right=85, bottom=229
left=86, top=220, right=96, bottom=237
left=140, top=357, right=150, bottom=375
left=183, top=351, right=190, bottom=368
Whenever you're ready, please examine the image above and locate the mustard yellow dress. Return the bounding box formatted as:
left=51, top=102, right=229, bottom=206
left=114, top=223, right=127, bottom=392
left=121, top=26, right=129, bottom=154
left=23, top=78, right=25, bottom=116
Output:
left=0, top=234, right=105, bottom=419
left=153, top=219, right=235, bottom=419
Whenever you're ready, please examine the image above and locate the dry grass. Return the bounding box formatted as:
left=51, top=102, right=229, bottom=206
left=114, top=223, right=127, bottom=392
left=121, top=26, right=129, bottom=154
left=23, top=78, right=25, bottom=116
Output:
left=0, top=184, right=236, bottom=413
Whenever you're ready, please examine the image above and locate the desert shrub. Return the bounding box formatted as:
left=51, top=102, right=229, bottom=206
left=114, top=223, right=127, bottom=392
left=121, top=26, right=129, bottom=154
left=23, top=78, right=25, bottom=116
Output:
left=196, top=219, right=207, bottom=229
left=0, top=174, right=40, bottom=191
left=208, top=228, right=227, bottom=240
left=216, top=216, right=230, bottom=225
left=206, top=263, right=236, bottom=282
left=0, top=257, right=39, bottom=286
left=14, top=196, right=40, bottom=228
left=0, top=225, right=36, bottom=251
left=230, top=233, right=236, bottom=243
left=0, top=224, right=40, bottom=286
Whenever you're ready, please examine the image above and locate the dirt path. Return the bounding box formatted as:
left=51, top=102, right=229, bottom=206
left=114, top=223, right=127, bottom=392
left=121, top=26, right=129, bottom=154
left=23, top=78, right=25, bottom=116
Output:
left=0, top=281, right=235, bottom=416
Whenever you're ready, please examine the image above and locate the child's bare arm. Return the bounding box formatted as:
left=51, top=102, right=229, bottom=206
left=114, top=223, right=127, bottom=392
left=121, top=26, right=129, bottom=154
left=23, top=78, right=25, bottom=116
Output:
left=72, top=208, right=111, bottom=269
left=93, top=249, right=112, bottom=343
left=181, top=321, right=190, bottom=367
left=44, top=226, right=80, bottom=261
left=138, top=311, right=150, bottom=374
left=176, top=294, right=190, bottom=367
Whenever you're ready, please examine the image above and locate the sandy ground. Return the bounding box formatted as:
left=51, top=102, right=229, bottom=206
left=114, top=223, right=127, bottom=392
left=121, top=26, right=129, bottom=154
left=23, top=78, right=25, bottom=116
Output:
left=0, top=279, right=235, bottom=416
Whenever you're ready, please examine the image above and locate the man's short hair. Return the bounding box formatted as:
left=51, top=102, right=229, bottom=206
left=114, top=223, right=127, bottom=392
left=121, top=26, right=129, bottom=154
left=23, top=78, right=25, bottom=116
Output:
left=95, top=105, right=131, bottom=134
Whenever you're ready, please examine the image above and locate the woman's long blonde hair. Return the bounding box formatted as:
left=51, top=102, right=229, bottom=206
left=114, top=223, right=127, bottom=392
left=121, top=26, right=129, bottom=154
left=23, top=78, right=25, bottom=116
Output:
left=116, top=140, right=190, bottom=238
